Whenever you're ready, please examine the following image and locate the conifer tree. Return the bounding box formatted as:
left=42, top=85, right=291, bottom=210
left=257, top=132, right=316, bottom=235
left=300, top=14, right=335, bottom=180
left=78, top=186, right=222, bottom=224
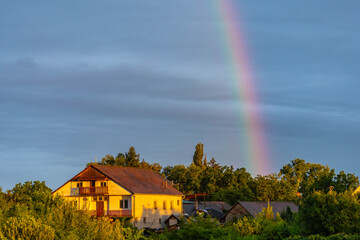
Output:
left=125, top=146, right=140, bottom=167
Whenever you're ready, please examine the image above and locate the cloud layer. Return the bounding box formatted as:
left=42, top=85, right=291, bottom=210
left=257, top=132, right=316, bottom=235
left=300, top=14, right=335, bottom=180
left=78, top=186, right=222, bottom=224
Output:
left=1, top=0, right=359, bottom=190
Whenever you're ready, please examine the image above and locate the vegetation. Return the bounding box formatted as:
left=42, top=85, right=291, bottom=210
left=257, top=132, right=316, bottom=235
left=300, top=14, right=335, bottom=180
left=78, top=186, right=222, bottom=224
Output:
left=0, top=181, right=145, bottom=240
left=1, top=143, right=360, bottom=239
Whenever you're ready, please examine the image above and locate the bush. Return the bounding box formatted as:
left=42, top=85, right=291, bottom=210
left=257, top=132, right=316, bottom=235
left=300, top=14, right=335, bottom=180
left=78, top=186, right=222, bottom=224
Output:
left=1, top=216, right=55, bottom=240
left=300, top=191, right=360, bottom=236
left=232, top=216, right=261, bottom=236
left=159, top=216, right=240, bottom=240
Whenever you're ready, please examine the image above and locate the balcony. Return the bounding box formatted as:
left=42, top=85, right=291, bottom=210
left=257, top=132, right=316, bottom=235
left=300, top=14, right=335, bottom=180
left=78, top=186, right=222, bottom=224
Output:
left=70, top=187, right=108, bottom=196
left=107, top=210, right=132, bottom=217
left=87, top=210, right=132, bottom=217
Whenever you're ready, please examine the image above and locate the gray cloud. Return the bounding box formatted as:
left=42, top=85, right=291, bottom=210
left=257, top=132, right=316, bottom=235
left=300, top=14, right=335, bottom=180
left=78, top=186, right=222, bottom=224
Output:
left=1, top=0, right=360, bottom=189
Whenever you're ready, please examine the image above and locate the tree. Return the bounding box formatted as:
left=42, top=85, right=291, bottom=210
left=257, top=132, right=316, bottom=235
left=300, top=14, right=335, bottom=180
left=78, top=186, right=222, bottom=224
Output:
left=334, top=171, right=359, bottom=192
left=254, top=173, right=293, bottom=201
left=164, top=165, right=189, bottom=193
left=193, top=143, right=204, bottom=167
left=125, top=146, right=140, bottom=167
left=300, top=191, right=360, bottom=236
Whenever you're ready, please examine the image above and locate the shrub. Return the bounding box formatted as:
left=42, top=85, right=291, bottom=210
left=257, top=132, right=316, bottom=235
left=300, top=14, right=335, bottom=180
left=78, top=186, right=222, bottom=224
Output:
left=1, top=216, right=55, bottom=240
left=300, top=191, right=360, bottom=236
left=232, top=216, right=261, bottom=236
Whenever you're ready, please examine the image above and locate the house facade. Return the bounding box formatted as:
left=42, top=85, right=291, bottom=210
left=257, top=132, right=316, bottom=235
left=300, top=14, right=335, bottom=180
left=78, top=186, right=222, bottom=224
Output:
left=52, top=165, right=183, bottom=229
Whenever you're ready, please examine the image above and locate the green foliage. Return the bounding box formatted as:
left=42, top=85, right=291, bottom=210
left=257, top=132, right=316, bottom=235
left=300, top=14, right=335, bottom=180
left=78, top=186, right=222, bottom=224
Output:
left=279, top=159, right=359, bottom=199
left=159, top=216, right=240, bottom=240
left=257, top=203, right=274, bottom=220
left=300, top=191, right=360, bottom=236
left=87, top=147, right=162, bottom=173
left=125, top=146, right=140, bottom=167
left=212, top=187, right=255, bottom=205
left=0, top=181, right=144, bottom=240
left=232, top=216, right=261, bottom=236
left=2, top=216, right=55, bottom=240
left=193, top=143, right=204, bottom=167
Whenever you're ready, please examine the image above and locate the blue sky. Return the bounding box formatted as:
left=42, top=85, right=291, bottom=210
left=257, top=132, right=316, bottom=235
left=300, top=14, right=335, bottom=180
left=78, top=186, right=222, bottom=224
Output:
left=1, top=0, right=359, bottom=190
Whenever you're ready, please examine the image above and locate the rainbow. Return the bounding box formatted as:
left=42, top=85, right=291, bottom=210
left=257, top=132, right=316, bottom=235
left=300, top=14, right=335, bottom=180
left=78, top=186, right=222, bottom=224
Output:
left=215, top=0, right=270, bottom=175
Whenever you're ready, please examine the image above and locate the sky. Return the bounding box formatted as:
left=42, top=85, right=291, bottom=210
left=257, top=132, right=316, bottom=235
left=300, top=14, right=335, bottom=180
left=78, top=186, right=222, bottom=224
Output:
left=1, top=1, right=359, bottom=190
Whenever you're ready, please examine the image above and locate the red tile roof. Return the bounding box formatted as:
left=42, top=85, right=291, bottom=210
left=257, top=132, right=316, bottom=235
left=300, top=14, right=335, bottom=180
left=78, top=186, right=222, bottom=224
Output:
left=91, top=165, right=183, bottom=195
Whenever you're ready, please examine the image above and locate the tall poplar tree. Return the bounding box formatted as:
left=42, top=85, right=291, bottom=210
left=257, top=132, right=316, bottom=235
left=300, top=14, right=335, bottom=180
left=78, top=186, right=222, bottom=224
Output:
left=193, top=143, right=204, bottom=167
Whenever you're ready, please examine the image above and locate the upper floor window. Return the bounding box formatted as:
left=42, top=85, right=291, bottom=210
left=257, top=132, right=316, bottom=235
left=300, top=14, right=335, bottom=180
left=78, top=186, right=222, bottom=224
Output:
left=76, top=182, right=82, bottom=188
left=154, top=201, right=157, bottom=209
left=171, top=200, right=174, bottom=209
left=101, top=182, right=107, bottom=187
left=120, top=199, right=129, bottom=209
left=163, top=201, right=166, bottom=210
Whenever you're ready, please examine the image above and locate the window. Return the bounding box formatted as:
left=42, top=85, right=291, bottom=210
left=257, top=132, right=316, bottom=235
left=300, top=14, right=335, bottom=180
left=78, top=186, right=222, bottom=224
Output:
left=143, top=217, right=146, bottom=223
left=159, top=218, right=161, bottom=224
left=163, top=201, right=166, bottom=210
left=76, top=182, right=82, bottom=187
left=171, top=200, right=174, bottom=209
left=101, top=182, right=107, bottom=187
left=154, top=201, right=157, bottom=209
left=177, top=200, right=180, bottom=206
left=120, top=200, right=129, bottom=209
left=99, top=197, right=103, bottom=201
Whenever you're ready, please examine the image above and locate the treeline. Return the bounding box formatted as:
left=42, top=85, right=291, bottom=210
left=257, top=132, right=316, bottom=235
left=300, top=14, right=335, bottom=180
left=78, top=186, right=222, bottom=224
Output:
left=90, top=143, right=359, bottom=204
left=157, top=191, right=360, bottom=239
left=2, top=182, right=360, bottom=239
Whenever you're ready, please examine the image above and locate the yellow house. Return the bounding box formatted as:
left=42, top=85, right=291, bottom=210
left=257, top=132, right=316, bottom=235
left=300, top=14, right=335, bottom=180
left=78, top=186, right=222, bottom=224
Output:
left=52, top=165, right=184, bottom=229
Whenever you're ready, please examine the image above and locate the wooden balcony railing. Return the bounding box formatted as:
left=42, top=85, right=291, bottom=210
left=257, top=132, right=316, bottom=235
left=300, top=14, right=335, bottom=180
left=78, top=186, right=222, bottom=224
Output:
left=107, top=210, right=132, bottom=217
left=79, top=186, right=108, bottom=195
left=71, top=187, right=108, bottom=196
left=87, top=210, right=132, bottom=217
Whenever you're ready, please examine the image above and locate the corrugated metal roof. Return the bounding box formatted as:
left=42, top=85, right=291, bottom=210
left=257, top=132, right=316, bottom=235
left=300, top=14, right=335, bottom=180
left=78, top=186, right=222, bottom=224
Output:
left=238, top=201, right=298, bottom=217
left=92, top=165, right=183, bottom=195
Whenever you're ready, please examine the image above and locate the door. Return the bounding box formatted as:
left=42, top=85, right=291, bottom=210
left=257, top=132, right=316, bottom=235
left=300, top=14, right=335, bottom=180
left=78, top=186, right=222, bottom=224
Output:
left=91, top=181, right=95, bottom=194
left=96, top=201, right=104, bottom=217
